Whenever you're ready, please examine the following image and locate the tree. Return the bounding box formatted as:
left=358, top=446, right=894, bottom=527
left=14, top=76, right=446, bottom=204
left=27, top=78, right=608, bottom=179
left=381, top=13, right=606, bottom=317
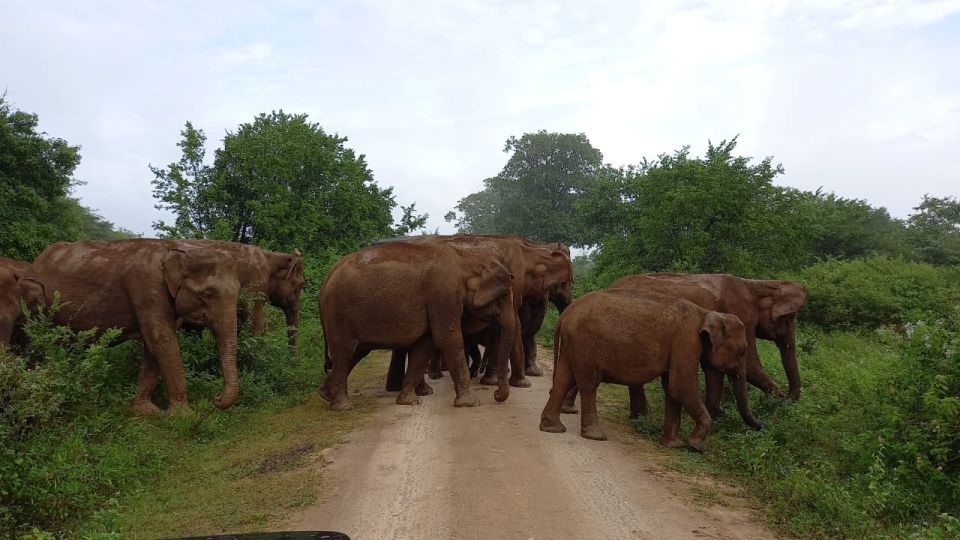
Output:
left=793, top=189, right=909, bottom=261
left=0, top=95, right=131, bottom=259
left=446, top=131, right=605, bottom=247
left=908, top=195, right=960, bottom=265
left=151, top=111, right=425, bottom=255
left=595, top=138, right=803, bottom=278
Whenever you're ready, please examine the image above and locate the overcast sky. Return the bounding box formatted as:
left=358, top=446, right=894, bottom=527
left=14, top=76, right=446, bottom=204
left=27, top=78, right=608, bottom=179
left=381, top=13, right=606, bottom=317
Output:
left=3, top=0, right=959, bottom=236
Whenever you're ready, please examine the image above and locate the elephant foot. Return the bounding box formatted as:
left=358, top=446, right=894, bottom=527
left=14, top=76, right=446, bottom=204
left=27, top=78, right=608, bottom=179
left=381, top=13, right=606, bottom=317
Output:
left=396, top=392, right=421, bottom=406
left=330, top=395, right=353, bottom=411
left=580, top=424, right=608, bottom=441
left=479, top=374, right=499, bottom=386
left=509, top=376, right=531, bottom=388
left=130, top=399, right=162, bottom=416
left=454, top=393, right=481, bottom=407
left=318, top=384, right=334, bottom=403
left=494, top=388, right=510, bottom=402
left=385, top=381, right=402, bottom=392
left=561, top=402, right=579, bottom=414
left=786, top=389, right=801, bottom=401
left=629, top=406, right=649, bottom=420
left=707, top=405, right=725, bottom=419
left=539, top=416, right=566, bottom=433
left=525, top=363, right=544, bottom=377
left=469, top=368, right=479, bottom=378
left=686, top=437, right=707, bottom=453
left=428, top=370, right=443, bottom=380
left=661, top=436, right=687, bottom=449
left=415, top=381, right=434, bottom=396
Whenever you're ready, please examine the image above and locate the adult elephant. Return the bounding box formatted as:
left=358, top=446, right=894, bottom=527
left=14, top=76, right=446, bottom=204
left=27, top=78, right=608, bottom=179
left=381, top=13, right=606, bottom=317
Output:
left=383, top=234, right=573, bottom=391
left=176, top=240, right=303, bottom=355
left=319, top=241, right=516, bottom=410
left=564, top=273, right=806, bottom=419
left=0, top=266, right=19, bottom=348
left=18, top=239, right=243, bottom=413
left=540, top=289, right=763, bottom=451
left=0, top=256, right=30, bottom=278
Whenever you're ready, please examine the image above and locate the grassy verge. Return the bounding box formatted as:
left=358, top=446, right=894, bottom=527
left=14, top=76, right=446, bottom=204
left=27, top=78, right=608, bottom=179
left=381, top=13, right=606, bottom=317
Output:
left=81, top=354, right=387, bottom=539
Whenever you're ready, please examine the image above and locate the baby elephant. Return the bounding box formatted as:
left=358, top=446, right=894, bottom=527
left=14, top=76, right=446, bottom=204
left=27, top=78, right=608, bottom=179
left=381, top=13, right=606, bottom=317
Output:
left=540, top=289, right=763, bottom=452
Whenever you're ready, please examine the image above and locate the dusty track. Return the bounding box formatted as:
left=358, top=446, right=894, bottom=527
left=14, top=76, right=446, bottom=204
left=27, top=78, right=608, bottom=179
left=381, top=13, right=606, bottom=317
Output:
left=293, top=355, right=776, bottom=540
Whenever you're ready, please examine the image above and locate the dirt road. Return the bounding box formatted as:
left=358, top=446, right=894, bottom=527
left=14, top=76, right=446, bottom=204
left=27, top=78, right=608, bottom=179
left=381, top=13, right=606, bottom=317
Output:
left=293, top=356, right=776, bottom=540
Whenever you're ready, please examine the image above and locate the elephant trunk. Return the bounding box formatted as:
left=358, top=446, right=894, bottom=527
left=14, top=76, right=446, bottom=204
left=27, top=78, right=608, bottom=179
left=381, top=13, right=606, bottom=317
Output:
left=730, top=370, right=763, bottom=430
left=212, top=317, right=240, bottom=409
left=285, top=300, right=300, bottom=357
left=779, top=317, right=801, bottom=401
left=493, top=298, right=515, bottom=403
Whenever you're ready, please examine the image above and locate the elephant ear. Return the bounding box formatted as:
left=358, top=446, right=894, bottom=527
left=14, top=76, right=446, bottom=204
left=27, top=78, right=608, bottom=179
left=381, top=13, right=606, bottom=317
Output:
left=699, top=311, right=728, bottom=354
left=771, top=281, right=807, bottom=320
left=161, top=249, right=188, bottom=298
left=468, top=260, right=513, bottom=308
left=282, top=253, right=302, bottom=281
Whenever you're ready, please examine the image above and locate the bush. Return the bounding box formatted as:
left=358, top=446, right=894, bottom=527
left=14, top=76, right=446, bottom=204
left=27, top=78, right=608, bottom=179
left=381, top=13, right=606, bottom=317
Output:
left=794, top=256, right=960, bottom=329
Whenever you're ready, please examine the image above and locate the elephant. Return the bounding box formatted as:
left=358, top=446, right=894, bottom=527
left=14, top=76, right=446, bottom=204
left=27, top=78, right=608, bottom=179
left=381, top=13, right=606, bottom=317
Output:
left=382, top=234, right=573, bottom=391
left=0, top=256, right=30, bottom=279
left=318, top=241, right=517, bottom=410
left=175, top=240, right=304, bottom=355
left=540, top=289, right=763, bottom=452
left=0, top=266, right=19, bottom=348
left=18, top=239, right=243, bottom=413
left=562, top=274, right=806, bottom=418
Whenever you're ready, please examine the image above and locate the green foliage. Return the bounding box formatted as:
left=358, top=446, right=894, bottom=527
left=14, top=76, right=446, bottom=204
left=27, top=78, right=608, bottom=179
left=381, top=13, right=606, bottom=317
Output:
left=908, top=195, right=960, bottom=266
left=795, top=189, right=909, bottom=261
left=794, top=256, right=960, bottom=329
left=447, top=131, right=607, bottom=247
left=151, top=112, right=425, bottom=255
left=0, top=95, right=134, bottom=260
left=0, top=288, right=327, bottom=538
left=595, top=137, right=810, bottom=278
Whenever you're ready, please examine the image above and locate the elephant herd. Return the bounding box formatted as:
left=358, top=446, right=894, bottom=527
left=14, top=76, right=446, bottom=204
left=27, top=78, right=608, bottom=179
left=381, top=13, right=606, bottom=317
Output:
left=0, top=239, right=303, bottom=413
left=0, top=234, right=806, bottom=451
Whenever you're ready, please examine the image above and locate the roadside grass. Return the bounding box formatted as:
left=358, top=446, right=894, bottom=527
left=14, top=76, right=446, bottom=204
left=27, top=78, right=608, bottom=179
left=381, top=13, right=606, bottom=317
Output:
left=85, top=353, right=387, bottom=539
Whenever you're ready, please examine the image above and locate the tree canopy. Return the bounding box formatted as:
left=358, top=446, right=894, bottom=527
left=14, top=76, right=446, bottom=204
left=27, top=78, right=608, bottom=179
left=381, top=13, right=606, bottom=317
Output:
left=152, top=111, right=425, bottom=256
left=0, top=96, right=133, bottom=259
left=446, top=131, right=605, bottom=247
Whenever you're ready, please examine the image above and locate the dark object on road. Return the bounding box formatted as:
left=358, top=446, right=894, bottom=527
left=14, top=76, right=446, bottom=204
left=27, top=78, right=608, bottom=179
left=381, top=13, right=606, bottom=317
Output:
left=169, top=531, right=350, bottom=540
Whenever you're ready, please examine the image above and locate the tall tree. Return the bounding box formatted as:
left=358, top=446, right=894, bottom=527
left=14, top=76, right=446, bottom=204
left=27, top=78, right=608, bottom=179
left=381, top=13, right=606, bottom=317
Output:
left=908, top=195, right=960, bottom=265
left=447, top=131, right=604, bottom=247
left=151, top=111, right=425, bottom=255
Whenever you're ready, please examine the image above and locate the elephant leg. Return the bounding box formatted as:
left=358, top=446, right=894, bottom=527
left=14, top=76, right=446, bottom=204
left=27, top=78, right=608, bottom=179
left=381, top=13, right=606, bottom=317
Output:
left=571, top=361, right=605, bottom=440
left=140, top=325, right=189, bottom=413
left=669, top=371, right=712, bottom=453
left=628, top=384, right=649, bottom=419
left=320, top=342, right=366, bottom=411
left=539, top=351, right=574, bottom=434
left=660, top=374, right=684, bottom=448
left=466, top=340, right=482, bottom=378
left=745, top=335, right=782, bottom=396
left=131, top=351, right=163, bottom=415
left=523, top=301, right=547, bottom=376
left=508, top=322, right=531, bottom=388
left=479, top=341, right=499, bottom=385
left=704, top=368, right=726, bottom=419
left=428, top=316, right=478, bottom=407
left=427, top=348, right=443, bottom=379
left=251, top=299, right=267, bottom=336
left=398, top=338, right=433, bottom=405
left=385, top=348, right=407, bottom=392
left=561, top=387, right=578, bottom=414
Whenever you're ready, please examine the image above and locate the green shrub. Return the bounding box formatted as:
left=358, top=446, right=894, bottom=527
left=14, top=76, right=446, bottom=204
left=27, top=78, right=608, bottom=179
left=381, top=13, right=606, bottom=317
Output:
left=794, top=256, right=960, bottom=329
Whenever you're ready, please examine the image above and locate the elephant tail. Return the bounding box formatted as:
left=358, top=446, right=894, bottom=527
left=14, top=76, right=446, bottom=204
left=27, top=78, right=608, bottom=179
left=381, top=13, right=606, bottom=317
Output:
left=552, top=318, right=562, bottom=383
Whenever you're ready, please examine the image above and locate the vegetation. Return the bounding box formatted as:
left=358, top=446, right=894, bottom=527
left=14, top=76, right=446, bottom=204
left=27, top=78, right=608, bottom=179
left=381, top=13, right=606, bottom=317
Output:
left=3, top=96, right=959, bottom=538
left=0, top=96, right=133, bottom=260
left=151, top=112, right=427, bottom=258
